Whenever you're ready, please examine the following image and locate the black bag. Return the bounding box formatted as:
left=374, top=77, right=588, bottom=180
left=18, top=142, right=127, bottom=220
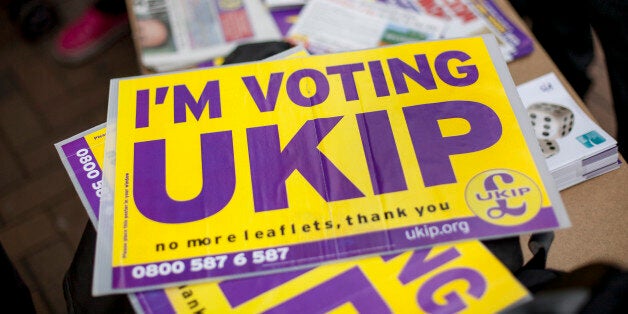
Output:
left=498, top=232, right=628, bottom=313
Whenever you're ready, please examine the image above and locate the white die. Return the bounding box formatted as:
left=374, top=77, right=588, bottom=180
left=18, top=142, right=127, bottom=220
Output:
left=537, top=138, right=559, bottom=158
left=527, top=102, right=574, bottom=140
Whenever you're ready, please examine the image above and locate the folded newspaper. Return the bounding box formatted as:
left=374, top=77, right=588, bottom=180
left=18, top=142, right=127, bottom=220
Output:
left=93, top=35, right=568, bottom=295
left=286, top=0, right=447, bottom=54
left=133, top=0, right=282, bottom=72
left=286, top=0, right=533, bottom=62
left=135, top=0, right=533, bottom=72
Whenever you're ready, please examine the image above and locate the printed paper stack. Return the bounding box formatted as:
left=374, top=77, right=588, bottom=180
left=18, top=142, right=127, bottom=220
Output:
left=131, top=0, right=282, bottom=72
left=56, top=36, right=572, bottom=312
left=285, top=0, right=533, bottom=62
left=516, top=72, right=620, bottom=190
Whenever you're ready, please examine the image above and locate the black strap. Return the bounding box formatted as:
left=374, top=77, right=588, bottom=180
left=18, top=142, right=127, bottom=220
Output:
left=63, top=222, right=134, bottom=314
left=525, top=231, right=555, bottom=270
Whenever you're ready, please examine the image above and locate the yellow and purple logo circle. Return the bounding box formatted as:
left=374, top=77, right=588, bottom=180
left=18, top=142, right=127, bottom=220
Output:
left=465, top=169, right=542, bottom=226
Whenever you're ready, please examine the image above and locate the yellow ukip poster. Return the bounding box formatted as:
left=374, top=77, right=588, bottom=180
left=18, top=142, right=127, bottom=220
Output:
left=93, top=35, right=569, bottom=295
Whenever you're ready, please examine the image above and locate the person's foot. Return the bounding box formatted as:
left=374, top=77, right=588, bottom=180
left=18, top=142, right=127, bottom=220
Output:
left=53, top=7, right=129, bottom=65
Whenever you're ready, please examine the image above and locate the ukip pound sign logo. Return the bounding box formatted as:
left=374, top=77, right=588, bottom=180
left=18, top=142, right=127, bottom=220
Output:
left=465, top=169, right=542, bottom=226
left=483, top=173, right=528, bottom=219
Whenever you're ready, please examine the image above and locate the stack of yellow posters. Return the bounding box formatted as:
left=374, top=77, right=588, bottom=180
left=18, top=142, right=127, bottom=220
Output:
left=57, top=123, right=531, bottom=313
left=57, top=35, right=570, bottom=312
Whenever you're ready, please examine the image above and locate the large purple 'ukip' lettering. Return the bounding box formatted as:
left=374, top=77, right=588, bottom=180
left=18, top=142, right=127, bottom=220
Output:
left=403, top=101, right=502, bottom=187
left=247, top=116, right=364, bottom=212
left=133, top=131, right=235, bottom=223
left=356, top=110, right=407, bottom=195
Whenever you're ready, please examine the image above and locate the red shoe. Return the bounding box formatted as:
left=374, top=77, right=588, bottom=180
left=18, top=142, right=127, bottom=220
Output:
left=53, top=7, right=129, bottom=65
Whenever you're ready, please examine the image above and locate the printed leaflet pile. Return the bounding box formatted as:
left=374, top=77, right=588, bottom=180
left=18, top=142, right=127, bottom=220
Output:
left=516, top=72, right=620, bottom=190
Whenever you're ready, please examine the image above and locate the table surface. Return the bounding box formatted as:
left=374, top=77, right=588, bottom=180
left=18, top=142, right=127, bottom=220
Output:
left=126, top=0, right=628, bottom=271
left=495, top=0, right=628, bottom=271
